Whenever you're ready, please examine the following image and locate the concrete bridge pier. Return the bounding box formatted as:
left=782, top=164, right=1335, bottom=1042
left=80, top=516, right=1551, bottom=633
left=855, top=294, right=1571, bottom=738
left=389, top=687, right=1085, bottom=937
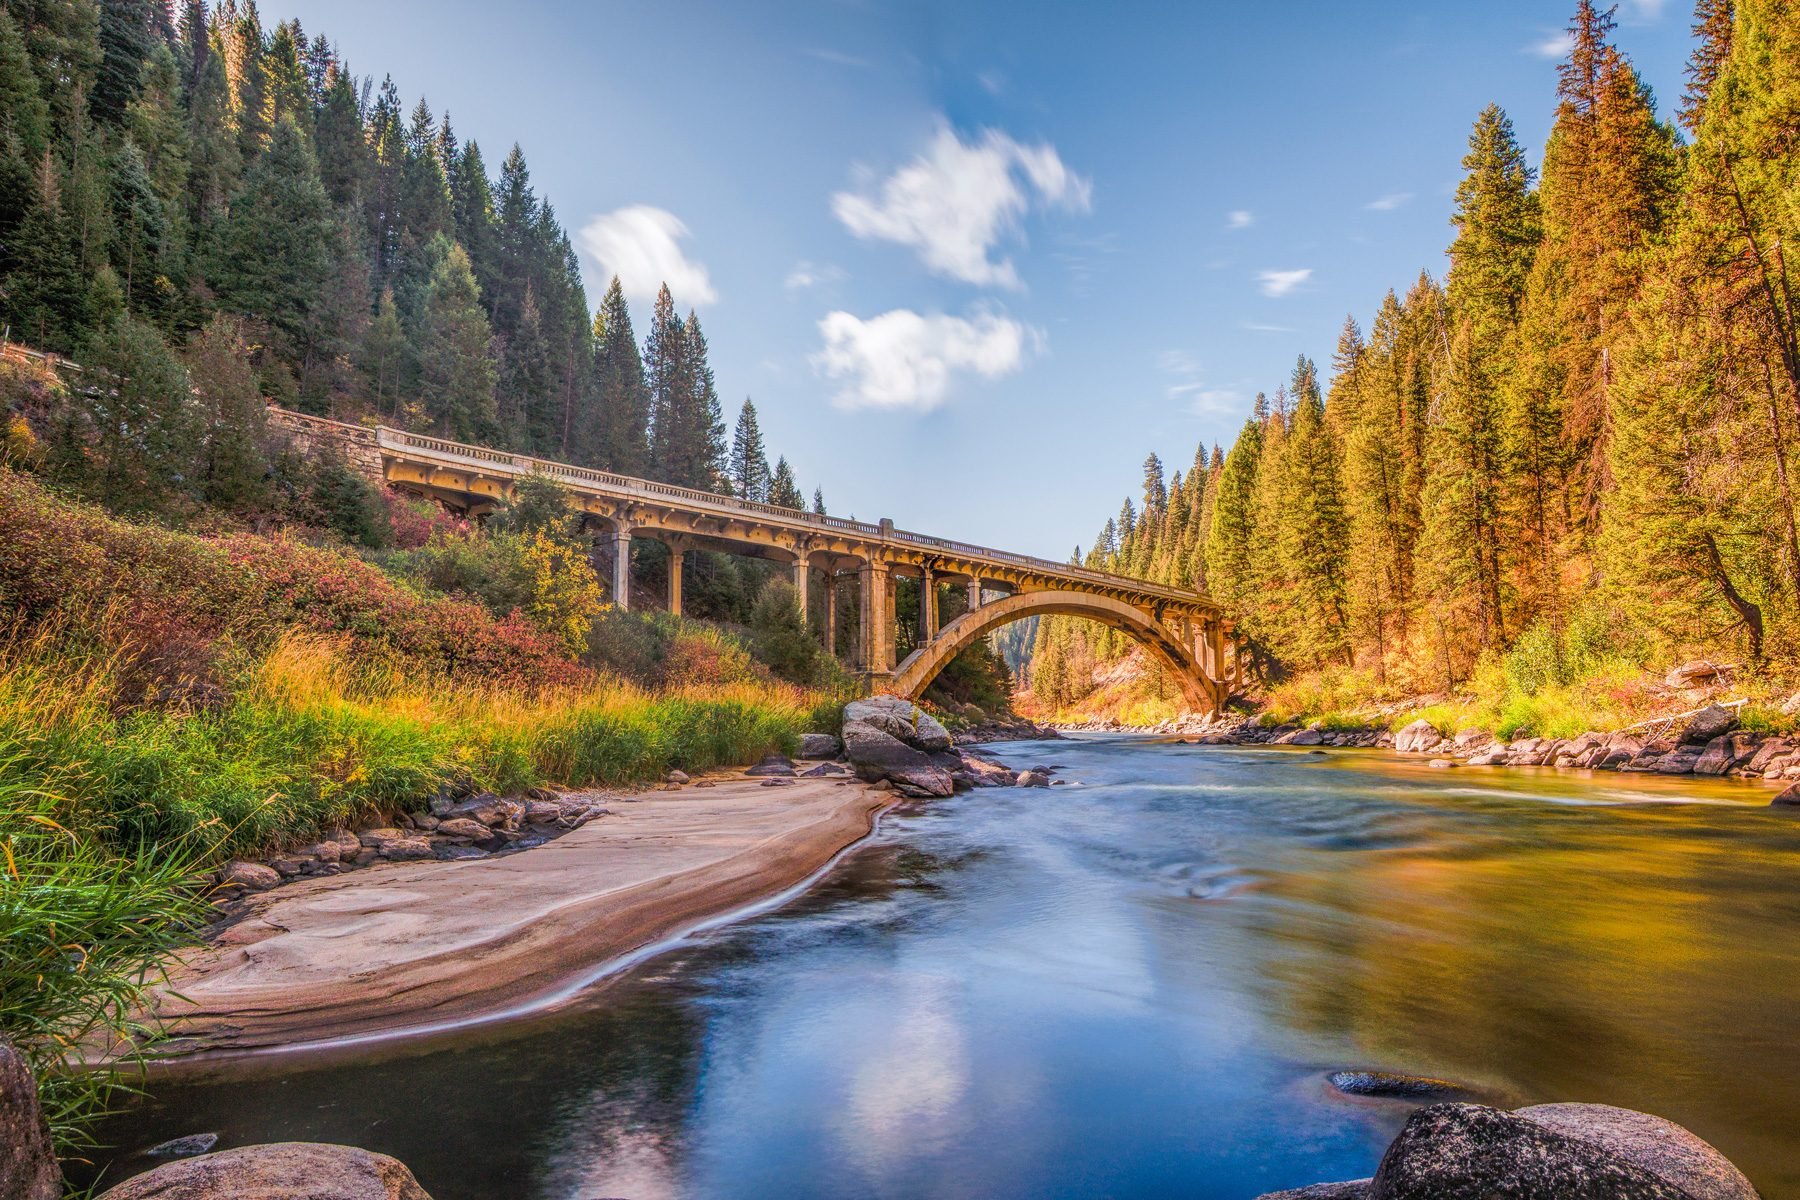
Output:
left=664, top=534, right=688, bottom=617
left=607, top=525, right=632, bottom=610
left=858, top=559, right=895, bottom=689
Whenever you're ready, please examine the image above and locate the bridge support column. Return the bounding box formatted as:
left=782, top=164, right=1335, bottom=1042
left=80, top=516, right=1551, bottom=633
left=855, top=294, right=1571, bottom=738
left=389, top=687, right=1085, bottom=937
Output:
left=858, top=560, right=893, bottom=684
left=610, top=528, right=632, bottom=610
left=918, top=564, right=938, bottom=643
left=666, top=542, right=684, bottom=617
left=967, top=578, right=982, bottom=612
left=824, top=571, right=839, bottom=657
left=793, top=553, right=810, bottom=622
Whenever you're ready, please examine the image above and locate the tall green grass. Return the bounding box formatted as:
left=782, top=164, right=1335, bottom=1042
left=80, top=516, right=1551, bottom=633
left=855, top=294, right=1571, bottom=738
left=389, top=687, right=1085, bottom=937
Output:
left=0, top=629, right=817, bottom=859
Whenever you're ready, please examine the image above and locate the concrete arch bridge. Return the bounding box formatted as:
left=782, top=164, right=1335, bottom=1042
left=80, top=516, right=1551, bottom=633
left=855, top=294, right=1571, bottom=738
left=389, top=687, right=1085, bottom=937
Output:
left=267, top=409, right=1241, bottom=713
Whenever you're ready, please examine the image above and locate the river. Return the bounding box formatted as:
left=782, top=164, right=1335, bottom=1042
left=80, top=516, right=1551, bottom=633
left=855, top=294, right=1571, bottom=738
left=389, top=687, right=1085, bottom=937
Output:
left=89, top=736, right=1800, bottom=1198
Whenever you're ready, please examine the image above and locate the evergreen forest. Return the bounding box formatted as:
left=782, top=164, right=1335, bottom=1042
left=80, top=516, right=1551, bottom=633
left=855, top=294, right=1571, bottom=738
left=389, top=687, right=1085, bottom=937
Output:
left=1029, top=0, right=1800, bottom=731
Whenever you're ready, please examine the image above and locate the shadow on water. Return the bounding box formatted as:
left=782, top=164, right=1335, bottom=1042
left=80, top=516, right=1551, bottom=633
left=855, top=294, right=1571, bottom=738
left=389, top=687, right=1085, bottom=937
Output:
left=81, top=736, right=1800, bottom=1199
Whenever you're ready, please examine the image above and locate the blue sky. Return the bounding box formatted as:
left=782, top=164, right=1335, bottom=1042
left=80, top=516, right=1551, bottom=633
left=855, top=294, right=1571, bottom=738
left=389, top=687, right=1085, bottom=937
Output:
left=283, top=0, right=1698, bottom=559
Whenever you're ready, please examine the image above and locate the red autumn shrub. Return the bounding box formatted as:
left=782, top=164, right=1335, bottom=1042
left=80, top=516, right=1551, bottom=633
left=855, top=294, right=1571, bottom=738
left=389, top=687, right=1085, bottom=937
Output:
left=0, top=468, right=588, bottom=692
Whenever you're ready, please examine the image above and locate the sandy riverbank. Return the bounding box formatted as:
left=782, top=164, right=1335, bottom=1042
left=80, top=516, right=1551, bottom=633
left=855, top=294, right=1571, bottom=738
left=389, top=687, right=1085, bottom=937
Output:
left=145, top=776, right=892, bottom=1056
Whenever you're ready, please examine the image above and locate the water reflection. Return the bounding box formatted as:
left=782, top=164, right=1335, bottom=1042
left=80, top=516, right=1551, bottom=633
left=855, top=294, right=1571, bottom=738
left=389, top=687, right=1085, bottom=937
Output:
left=87, top=738, right=1800, bottom=1199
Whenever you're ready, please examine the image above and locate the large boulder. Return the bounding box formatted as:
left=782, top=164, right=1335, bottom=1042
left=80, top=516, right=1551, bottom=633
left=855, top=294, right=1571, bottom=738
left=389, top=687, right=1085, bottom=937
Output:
left=843, top=695, right=952, bottom=752
left=0, top=1038, right=60, bottom=1200
left=95, top=1143, right=433, bottom=1200
left=841, top=724, right=954, bottom=797
left=797, top=733, right=842, bottom=760
left=1683, top=704, right=1738, bottom=745
left=1393, top=719, right=1443, bottom=755
left=1515, top=1104, right=1758, bottom=1200
left=1261, top=1102, right=1757, bottom=1200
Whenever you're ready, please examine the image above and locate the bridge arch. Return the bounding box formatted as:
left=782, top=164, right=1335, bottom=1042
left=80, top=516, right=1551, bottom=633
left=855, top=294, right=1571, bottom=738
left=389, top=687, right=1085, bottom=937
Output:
left=889, top=589, right=1224, bottom=714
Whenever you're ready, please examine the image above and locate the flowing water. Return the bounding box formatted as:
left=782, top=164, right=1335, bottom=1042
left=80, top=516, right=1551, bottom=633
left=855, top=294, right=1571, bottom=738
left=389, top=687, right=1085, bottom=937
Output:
left=89, top=737, right=1800, bottom=1198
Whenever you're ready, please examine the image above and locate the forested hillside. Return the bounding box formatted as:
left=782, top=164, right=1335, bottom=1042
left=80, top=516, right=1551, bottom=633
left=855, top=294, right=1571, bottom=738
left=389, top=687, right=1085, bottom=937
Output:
left=0, top=0, right=816, bottom=507
left=1030, top=0, right=1800, bottom=727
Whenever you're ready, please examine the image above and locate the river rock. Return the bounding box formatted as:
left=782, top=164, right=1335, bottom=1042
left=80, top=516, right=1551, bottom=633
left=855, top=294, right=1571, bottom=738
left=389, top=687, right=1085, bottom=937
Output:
left=1683, top=704, right=1737, bottom=745
left=376, top=836, right=433, bottom=861
left=522, top=800, right=561, bottom=824
left=94, top=1143, right=434, bottom=1200
left=745, top=753, right=797, bottom=777
left=798, top=733, right=842, bottom=760
left=1666, top=660, right=1727, bottom=690
left=1515, top=1104, right=1758, bottom=1200
left=843, top=695, right=953, bottom=751
left=1427, top=758, right=1456, bottom=769
left=1599, top=734, right=1644, bottom=770
left=665, top=769, right=690, bottom=785
left=1017, top=769, right=1050, bottom=787
left=1369, top=1103, right=1708, bottom=1199
left=436, top=793, right=521, bottom=829
left=1, top=1037, right=60, bottom=1200
left=841, top=724, right=954, bottom=797
left=1394, top=719, right=1442, bottom=754
left=217, top=861, right=280, bottom=892
left=1770, top=781, right=1800, bottom=807
left=433, top=817, right=490, bottom=841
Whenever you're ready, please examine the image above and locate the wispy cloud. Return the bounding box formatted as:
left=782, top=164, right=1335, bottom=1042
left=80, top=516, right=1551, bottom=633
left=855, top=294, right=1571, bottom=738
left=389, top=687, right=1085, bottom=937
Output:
left=1621, top=0, right=1667, bottom=20
left=784, top=260, right=845, bottom=290
left=813, top=306, right=1043, bottom=411
left=977, top=69, right=1006, bottom=96
left=832, top=123, right=1092, bottom=289
left=803, top=47, right=870, bottom=68
left=1256, top=268, right=1312, bottom=298
left=578, top=206, right=716, bottom=305
left=1225, top=210, right=1254, bottom=231
left=1527, top=29, right=1573, bottom=58
left=1240, top=321, right=1296, bottom=334
left=1365, top=192, right=1414, bottom=211
left=1158, top=351, right=1241, bottom=414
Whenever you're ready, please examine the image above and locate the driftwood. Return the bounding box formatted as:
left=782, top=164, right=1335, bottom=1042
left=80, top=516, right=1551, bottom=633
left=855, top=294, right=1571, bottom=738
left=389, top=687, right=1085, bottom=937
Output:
left=1619, top=697, right=1746, bottom=743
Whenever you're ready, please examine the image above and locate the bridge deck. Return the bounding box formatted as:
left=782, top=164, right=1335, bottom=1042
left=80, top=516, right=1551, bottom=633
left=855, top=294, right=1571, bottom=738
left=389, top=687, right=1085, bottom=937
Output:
left=289, top=411, right=1215, bottom=613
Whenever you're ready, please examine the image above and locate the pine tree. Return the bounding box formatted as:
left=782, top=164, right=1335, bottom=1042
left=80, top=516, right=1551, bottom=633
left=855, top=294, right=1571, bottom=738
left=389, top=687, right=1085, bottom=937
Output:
left=209, top=118, right=339, bottom=393
left=417, top=237, right=497, bottom=439
left=187, top=313, right=271, bottom=510
left=729, top=398, right=771, bottom=501
left=768, top=456, right=803, bottom=510
left=582, top=275, right=649, bottom=474
left=68, top=311, right=195, bottom=510
left=94, top=0, right=157, bottom=126
left=3, top=154, right=91, bottom=350
left=811, top=487, right=826, bottom=515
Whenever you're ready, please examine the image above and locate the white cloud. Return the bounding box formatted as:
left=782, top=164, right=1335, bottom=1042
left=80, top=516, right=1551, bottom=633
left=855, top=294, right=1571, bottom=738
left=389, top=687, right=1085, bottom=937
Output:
left=831, top=124, right=1092, bottom=289
left=1241, top=321, right=1296, bottom=334
left=784, top=260, right=845, bottom=290
left=1622, top=0, right=1667, bottom=19
left=1225, top=210, right=1254, bottom=230
left=578, top=206, right=716, bottom=305
left=813, top=307, right=1042, bottom=411
left=1365, top=192, right=1414, bottom=211
left=1256, top=268, right=1312, bottom=298
left=1528, top=30, right=1574, bottom=58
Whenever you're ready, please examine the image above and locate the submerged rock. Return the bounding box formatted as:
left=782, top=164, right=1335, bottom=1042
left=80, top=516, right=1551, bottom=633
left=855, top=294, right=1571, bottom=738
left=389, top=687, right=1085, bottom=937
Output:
left=1, top=1037, right=61, bottom=1200
left=1326, top=1070, right=1470, bottom=1100
left=95, top=1142, right=433, bottom=1200
left=145, top=1134, right=220, bottom=1160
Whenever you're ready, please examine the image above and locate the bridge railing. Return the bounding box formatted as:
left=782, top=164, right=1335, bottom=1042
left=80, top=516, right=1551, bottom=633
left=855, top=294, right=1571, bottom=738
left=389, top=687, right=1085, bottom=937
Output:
left=308, top=413, right=1210, bottom=609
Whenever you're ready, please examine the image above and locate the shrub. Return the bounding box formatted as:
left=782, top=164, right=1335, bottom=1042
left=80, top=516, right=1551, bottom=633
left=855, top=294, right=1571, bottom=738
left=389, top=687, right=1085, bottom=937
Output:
left=749, top=579, right=823, bottom=685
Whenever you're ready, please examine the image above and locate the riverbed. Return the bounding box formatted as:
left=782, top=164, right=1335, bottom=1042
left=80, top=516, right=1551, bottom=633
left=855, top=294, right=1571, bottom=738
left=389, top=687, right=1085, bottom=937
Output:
left=88, top=736, right=1800, bottom=1198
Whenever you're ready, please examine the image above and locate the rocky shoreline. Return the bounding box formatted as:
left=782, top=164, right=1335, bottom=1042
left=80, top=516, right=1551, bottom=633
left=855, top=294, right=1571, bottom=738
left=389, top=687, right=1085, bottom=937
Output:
left=1065, top=702, right=1800, bottom=801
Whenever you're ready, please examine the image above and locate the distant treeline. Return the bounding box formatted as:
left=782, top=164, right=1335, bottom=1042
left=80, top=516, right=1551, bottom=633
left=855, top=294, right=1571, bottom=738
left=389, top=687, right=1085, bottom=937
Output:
left=1033, top=1, right=1799, bottom=708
